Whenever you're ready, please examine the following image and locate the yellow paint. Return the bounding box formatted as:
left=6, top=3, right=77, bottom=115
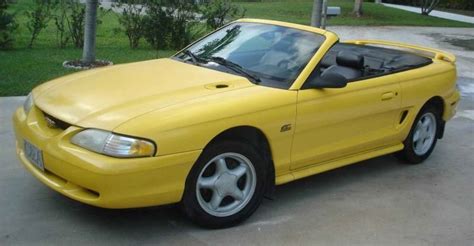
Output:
left=13, top=19, right=460, bottom=208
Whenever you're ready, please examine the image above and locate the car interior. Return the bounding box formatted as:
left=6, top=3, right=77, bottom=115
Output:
left=313, top=43, right=433, bottom=82
left=226, top=30, right=325, bottom=86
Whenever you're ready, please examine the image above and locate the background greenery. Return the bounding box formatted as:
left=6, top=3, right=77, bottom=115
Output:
left=1, top=0, right=473, bottom=96
left=238, top=0, right=474, bottom=26
left=382, top=0, right=474, bottom=11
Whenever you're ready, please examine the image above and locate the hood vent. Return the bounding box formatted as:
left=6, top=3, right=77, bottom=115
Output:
left=215, top=84, right=229, bottom=89
left=205, top=83, right=231, bottom=90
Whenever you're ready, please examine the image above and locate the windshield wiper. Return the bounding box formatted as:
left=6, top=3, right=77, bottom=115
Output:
left=183, top=50, right=207, bottom=65
left=210, top=56, right=261, bottom=83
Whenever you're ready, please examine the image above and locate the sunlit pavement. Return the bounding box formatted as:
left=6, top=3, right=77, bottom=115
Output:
left=1, top=26, right=473, bottom=245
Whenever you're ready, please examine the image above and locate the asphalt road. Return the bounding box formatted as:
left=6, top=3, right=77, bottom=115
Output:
left=0, top=27, right=473, bottom=245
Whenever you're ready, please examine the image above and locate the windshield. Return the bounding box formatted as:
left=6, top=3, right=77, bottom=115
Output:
left=174, top=22, right=326, bottom=89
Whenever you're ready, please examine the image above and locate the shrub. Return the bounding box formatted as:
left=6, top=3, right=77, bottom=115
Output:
left=0, top=0, right=17, bottom=49
left=25, top=0, right=55, bottom=48
left=142, top=1, right=172, bottom=50
left=114, top=0, right=145, bottom=49
left=142, top=0, right=200, bottom=50
left=439, top=0, right=474, bottom=10
left=200, top=0, right=245, bottom=30
left=54, top=0, right=70, bottom=48
left=66, top=1, right=85, bottom=48
left=168, top=0, right=200, bottom=49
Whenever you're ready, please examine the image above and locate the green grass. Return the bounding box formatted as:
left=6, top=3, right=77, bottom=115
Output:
left=235, top=0, right=474, bottom=27
left=0, top=0, right=175, bottom=96
left=0, top=48, right=175, bottom=96
left=1, top=0, right=473, bottom=96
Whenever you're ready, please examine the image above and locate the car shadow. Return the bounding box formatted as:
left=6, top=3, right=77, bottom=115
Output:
left=272, top=154, right=408, bottom=202
left=42, top=154, right=412, bottom=236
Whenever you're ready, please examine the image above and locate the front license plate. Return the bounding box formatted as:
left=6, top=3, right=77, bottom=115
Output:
left=24, top=140, right=44, bottom=171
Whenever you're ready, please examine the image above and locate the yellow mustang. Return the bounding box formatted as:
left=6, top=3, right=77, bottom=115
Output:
left=13, top=19, right=460, bottom=228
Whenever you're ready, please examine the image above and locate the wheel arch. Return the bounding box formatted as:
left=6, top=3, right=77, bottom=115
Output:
left=424, top=96, right=446, bottom=139
left=425, top=96, right=444, bottom=116
left=205, top=125, right=276, bottom=198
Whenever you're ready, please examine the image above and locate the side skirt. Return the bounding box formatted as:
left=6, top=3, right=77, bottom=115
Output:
left=275, top=143, right=404, bottom=185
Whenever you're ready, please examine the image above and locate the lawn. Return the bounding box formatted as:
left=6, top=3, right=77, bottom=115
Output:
left=0, top=0, right=175, bottom=96
left=236, top=0, right=474, bottom=27
left=1, top=0, right=473, bottom=96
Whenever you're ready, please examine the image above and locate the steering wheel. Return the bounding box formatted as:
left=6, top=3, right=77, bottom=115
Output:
left=277, top=59, right=299, bottom=70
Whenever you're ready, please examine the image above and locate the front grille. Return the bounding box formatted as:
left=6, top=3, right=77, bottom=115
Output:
left=42, top=112, right=71, bottom=130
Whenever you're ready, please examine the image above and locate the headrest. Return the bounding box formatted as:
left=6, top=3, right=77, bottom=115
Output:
left=336, top=51, right=364, bottom=69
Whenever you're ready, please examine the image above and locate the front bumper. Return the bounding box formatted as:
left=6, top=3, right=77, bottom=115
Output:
left=13, top=106, right=201, bottom=209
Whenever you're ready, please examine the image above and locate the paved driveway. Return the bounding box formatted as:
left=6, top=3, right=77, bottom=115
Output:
left=381, top=3, right=474, bottom=24
left=1, top=26, right=473, bottom=245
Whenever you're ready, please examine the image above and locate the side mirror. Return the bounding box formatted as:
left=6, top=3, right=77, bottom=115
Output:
left=308, top=72, right=348, bottom=89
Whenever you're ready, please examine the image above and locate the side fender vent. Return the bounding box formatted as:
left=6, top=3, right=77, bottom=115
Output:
left=399, top=110, right=409, bottom=124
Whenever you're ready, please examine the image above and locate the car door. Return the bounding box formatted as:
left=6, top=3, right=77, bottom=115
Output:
left=290, top=74, right=401, bottom=170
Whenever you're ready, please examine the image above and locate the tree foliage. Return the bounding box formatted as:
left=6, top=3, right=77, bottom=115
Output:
left=200, top=0, right=245, bottom=30
left=0, top=0, right=17, bottom=49
left=54, top=0, right=70, bottom=48
left=142, top=0, right=200, bottom=50
left=25, top=0, right=55, bottom=48
left=114, top=0, right=145, bottom=49
left=114, top=0, right=246, bottom=49
left=66, top=1, right=86, bottom=48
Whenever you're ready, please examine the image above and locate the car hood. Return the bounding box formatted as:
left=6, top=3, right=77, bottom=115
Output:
left=33, top=58, right=254, bottom=130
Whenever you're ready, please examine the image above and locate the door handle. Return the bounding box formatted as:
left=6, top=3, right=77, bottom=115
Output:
left=381, top=92, right=396, bottom=101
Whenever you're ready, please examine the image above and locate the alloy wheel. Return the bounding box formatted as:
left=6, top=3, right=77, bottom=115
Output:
left=412, top=112, right=437, bottom=156
left=195, top=152, right=257, bottom=217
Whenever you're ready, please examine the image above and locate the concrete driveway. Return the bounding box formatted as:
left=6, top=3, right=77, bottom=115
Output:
left=1, top=26, right=473, bottom=245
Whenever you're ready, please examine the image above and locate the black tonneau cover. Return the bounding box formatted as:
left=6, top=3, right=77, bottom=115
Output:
left=320, top=43, right=433, bottom=72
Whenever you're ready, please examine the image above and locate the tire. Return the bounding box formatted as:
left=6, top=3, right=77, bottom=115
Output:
left=181, top=141, right=267, bottom=228
left=396, top=104, right=441, bottom=164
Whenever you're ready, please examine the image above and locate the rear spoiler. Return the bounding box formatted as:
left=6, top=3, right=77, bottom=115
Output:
left=344, top=39, right=456, bottom=64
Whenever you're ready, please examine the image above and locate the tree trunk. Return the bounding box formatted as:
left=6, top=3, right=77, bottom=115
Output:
left=320, top=0, right=328, bottom=29
left=353, top=0, right=363, bottom=17
left=311, top=0, right=323, bottom=28
left=82, top=0, right=98, bottom=64
left=420, top=0, right=440, bottom=15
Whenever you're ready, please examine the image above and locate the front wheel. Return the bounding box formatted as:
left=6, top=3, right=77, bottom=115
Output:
left=396, top=105, right=440, bottom=164
left=181, top=141, right=266, bottom=228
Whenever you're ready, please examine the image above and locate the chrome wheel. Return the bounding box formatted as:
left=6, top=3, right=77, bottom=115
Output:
left=196, top=152, right=257, bottom=217
left=412, top=112, right=437, bottom=156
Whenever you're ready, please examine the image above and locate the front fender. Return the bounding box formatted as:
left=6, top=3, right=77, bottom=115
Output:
left=114, top=86, right=297, bottom=176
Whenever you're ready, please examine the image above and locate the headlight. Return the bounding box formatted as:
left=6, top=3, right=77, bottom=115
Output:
left=71, top=129, right=156, bottom=158
left=23, top=93, right=34, bottom=114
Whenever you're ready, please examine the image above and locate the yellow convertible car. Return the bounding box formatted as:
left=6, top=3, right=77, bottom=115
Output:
left=13, top=19, right=460, bottom=228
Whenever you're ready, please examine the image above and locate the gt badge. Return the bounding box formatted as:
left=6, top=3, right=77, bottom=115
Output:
left=280, top=124, right=292, bottom=132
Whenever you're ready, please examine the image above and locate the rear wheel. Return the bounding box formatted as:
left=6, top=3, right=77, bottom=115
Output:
left=396, top=104, right=441, bottom=164
left=181, top=141, right=266, bottom=228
